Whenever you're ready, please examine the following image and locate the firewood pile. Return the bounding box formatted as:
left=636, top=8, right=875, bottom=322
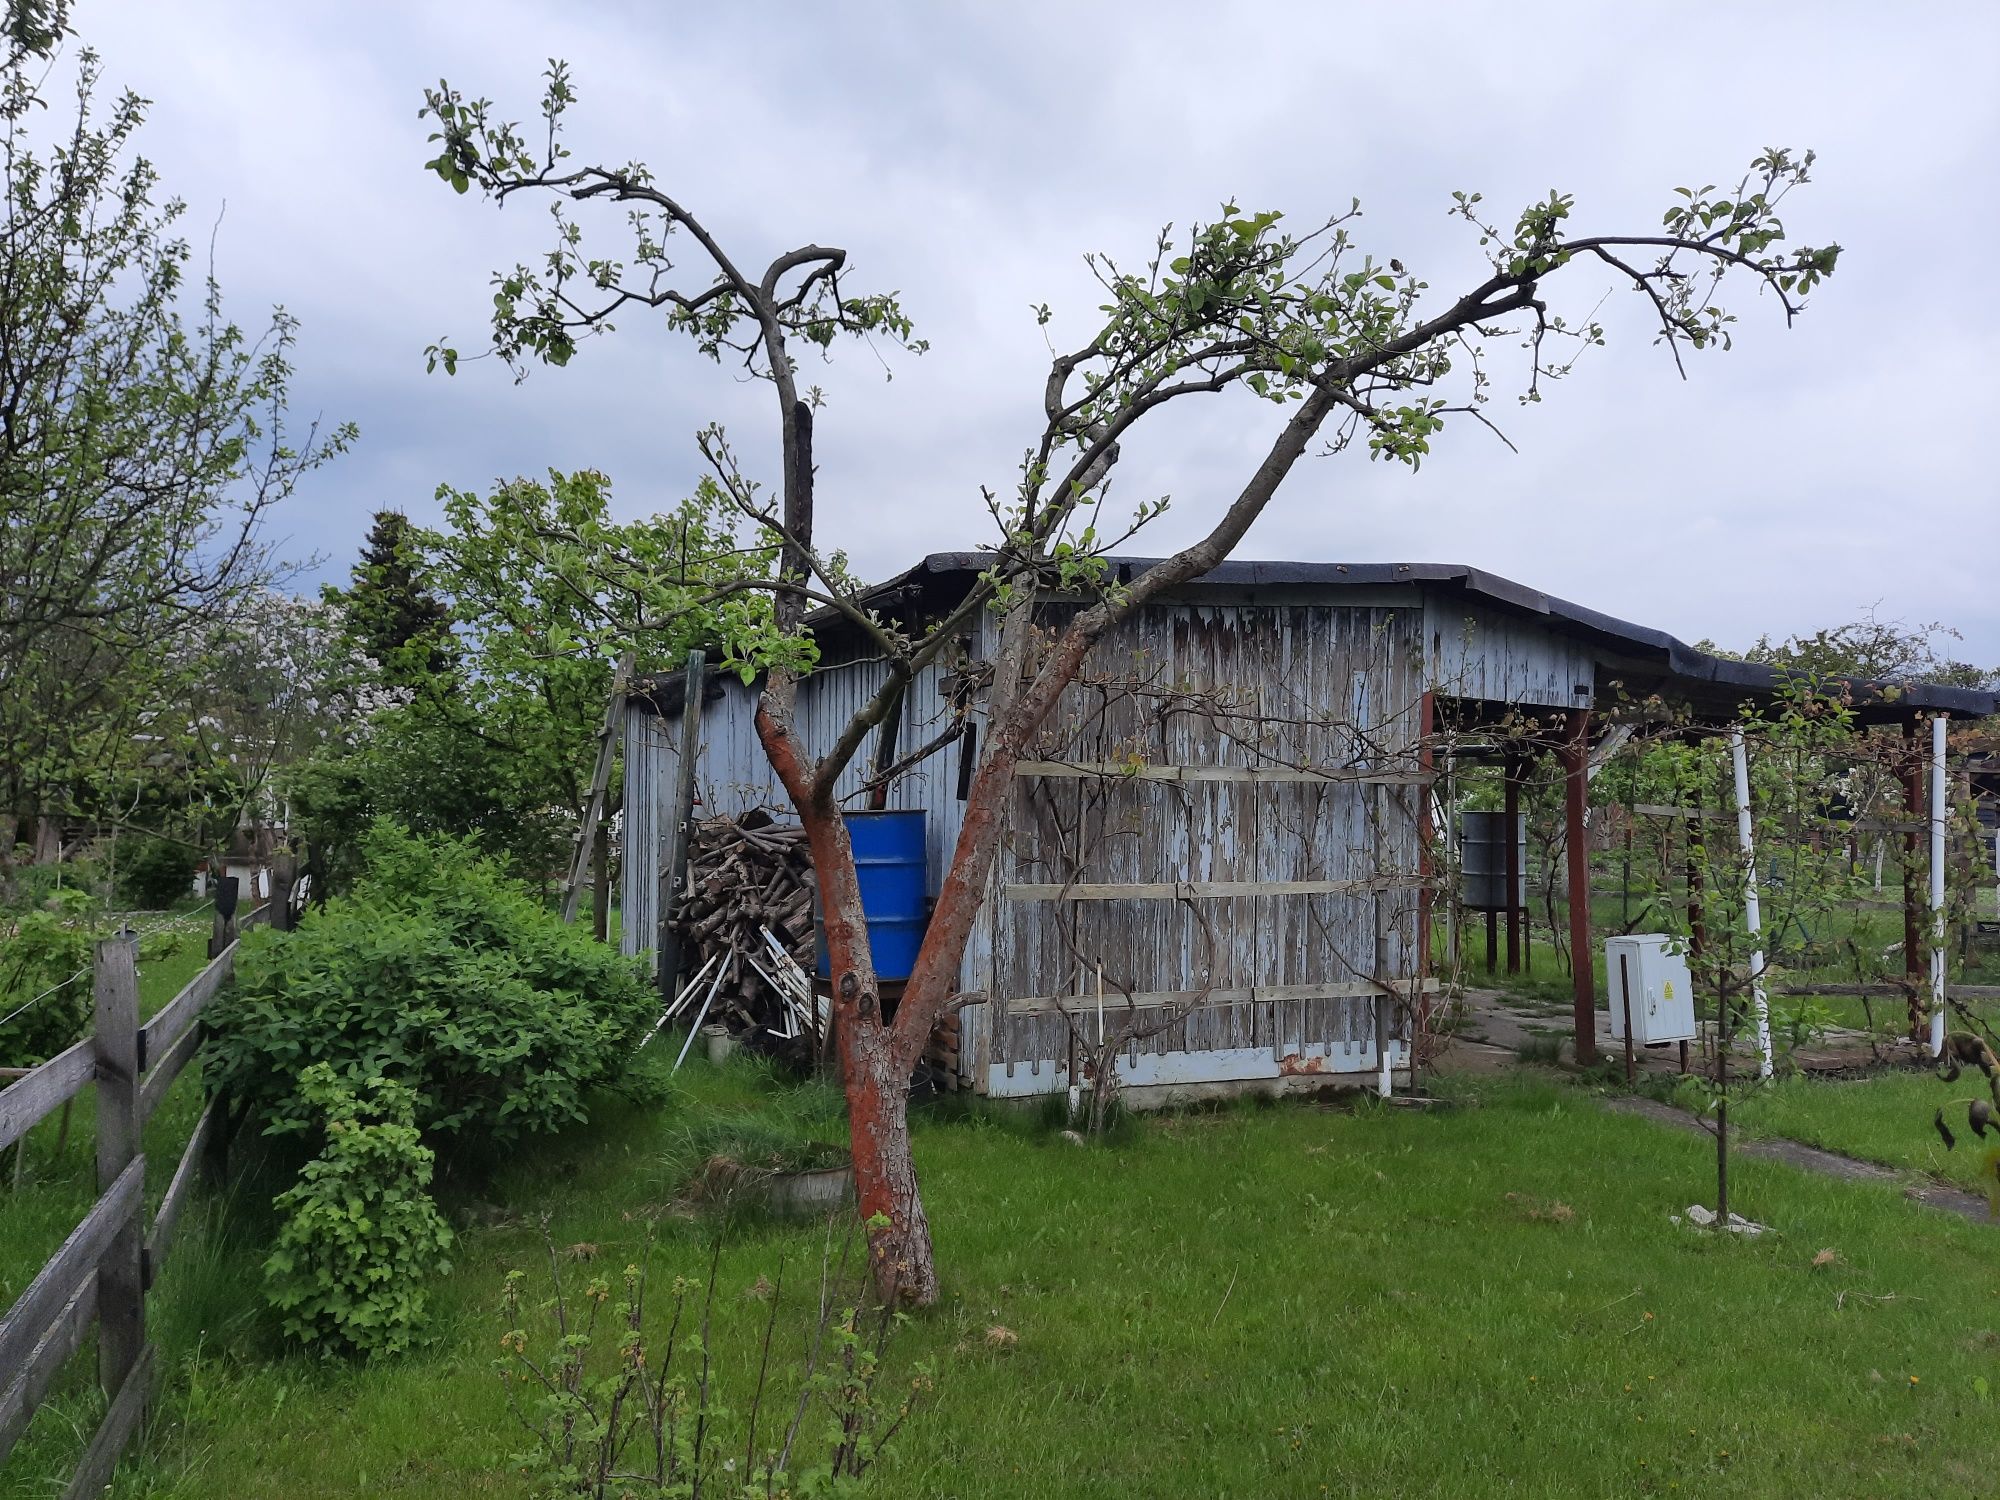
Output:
left=663, top=811, right=825, bottom=1055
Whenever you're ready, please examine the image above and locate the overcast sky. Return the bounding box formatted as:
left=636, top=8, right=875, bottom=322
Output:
left=83, top=0, right=2000, bottom=665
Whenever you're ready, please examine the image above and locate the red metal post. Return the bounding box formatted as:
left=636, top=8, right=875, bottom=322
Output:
left=1561, top=710, right=1598, bottom=1064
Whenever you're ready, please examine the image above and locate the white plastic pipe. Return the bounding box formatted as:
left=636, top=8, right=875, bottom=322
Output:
left=1729, top=729, right=1774, bottom=1079
left=1930, top=713, right=1948, bottom=1058
left=670, top=960, right=729, bottom=1074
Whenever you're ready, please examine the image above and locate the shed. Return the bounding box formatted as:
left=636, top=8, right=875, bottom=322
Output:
left=623, top=555, right=2000, bottom=1102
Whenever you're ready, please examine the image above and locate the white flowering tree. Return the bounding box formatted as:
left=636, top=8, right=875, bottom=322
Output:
left=0, top=5, right=349, bottom=882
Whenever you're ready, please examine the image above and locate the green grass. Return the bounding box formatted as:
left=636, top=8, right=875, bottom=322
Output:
left=1715, top=1068, right=2000, bottom=1197
left=12, top=1053, right=2000, bottom=1497
left=1, top=924, right=234, bottom=1484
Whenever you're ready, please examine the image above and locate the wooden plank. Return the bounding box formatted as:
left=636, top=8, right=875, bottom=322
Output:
left=1630, top=803, right=1735, bottom=823
left=143, top=1100, right=217, bottom=1289
left=562, top=649, right=634, bottom=923
left=138, top=944, right=237, bottom=1073
left=0, top=1156, right=142, bottom=1382
left=93, top=941, right=144, bottom=1399
left=136, top=1018, right=203, bottom=1125
left=1633, top=805, right=1931, bottom=836
left=1004, top=876, right=1431, bottom=902
left=62, top=1341, right=154, bottom=1500
left=1778, top=983, right=2000, bottom=1001
left=0, top=1272, right=97, bottom=1462
left=0, top=1035, right=96, bottom=1156
left=1006, top=978, right=1440, bottom=1016
left=1018, top=759, right=1431, bottom=786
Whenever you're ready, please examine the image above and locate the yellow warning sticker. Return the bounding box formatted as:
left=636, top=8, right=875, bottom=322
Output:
left=1664, top=982, right=1675, bottom=1000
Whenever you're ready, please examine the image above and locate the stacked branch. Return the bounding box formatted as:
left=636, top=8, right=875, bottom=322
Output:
left=670, top=811, right=822, bottom=1053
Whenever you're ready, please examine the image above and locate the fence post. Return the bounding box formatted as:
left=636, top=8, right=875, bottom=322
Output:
left=93, top=938, right=144, bottom=1399
left=209, top=875, right=239, bottom=959
left=269, top=848, right=295, bottom=933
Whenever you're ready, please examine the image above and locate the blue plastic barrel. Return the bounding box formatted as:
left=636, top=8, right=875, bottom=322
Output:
left=816, top=809, right=929, bottom=981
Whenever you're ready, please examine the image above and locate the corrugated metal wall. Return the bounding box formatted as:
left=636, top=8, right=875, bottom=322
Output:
left=620, top=649, right=972, bottom=960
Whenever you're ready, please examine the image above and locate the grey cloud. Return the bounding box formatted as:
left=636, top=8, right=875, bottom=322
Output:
left=85, top=0, right=2000, bottom=662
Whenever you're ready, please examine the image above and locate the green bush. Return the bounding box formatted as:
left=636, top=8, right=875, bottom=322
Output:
left=4, top=855, right=105, bottom=913
left=0, top=888, right=95, bottom=1065
left=116, top=834, right=194, bottom=909
left=264, top=1064, right=453, bottom=1359
left=206, top=820, right=656, bottom=1143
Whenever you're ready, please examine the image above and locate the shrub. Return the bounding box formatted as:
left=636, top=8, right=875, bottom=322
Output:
left=0, top=889, right=95, bottom=1065
left=116, top=834, right=194, bottom=909
left=207, top=820, right=656, bottom=1143
left=264, top=1064, right=454, bottom=1358
left=4, top=854, right=105, bottom=913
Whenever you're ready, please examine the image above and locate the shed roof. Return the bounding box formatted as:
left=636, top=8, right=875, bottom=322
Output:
left=860, top=553, right=2000, bottom=724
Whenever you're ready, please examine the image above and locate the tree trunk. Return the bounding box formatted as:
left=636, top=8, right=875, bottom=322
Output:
left=782, top=758, right=940, bottom=1304
left=835, top=1018, right=936, bottom=1304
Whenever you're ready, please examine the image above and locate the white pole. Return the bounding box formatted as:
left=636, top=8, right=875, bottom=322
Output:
left=1930, top=712, right=1949, bottom=1058
left=670, top=960, right=728, bottom=1074
left=1729, top=728, right=1774, bottom=1079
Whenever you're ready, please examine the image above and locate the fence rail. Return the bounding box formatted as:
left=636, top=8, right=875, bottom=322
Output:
left=0, top=901, right=269, bottom=1493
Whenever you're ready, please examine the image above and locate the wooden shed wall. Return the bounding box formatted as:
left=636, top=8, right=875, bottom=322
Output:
left=973, top=596, right=1429, bottom=1096
left=1421, top=594, right=1598, bottom=710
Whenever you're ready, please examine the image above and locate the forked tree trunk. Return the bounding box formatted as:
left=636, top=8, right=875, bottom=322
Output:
left=783, top=756, right=941, bottom=1304
left=756, top=382, right=1353, bottom=1307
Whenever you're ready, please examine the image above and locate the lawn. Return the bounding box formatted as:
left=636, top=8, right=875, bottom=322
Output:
left=10, top=1052, right=2000, bottom=1498
left=1716, top=1068, right=2000, bottom=1198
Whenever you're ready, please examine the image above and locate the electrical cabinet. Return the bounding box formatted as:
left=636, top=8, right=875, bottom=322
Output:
left=1605, top=934, right=1696, bottom=1044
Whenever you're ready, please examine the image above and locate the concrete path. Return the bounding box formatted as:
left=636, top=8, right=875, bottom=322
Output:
left=1434, top=984, right=1931, bottom=1080
left=1603, top=1093, right=1992, bottom=1224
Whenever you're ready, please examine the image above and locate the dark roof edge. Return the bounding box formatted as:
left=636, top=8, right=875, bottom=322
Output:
left=891, top=552, right=2000, bottom=719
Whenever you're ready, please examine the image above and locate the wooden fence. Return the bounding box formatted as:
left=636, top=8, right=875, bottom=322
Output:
left=0, top=902, right=269, bottom=1495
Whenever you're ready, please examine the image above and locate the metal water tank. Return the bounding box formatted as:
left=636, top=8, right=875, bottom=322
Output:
left=1459, top=811, right=1526, bottom=912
